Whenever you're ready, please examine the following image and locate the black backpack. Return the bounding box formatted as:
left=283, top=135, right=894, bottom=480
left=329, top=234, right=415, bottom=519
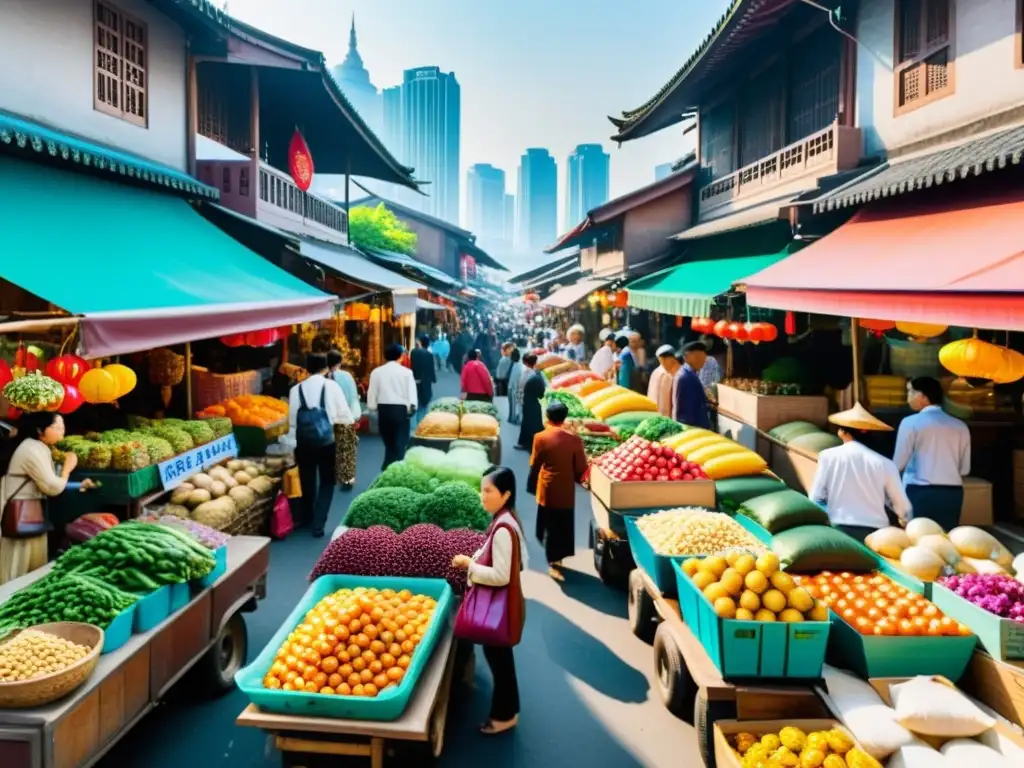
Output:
left=295, top=379, right=334, bottom=448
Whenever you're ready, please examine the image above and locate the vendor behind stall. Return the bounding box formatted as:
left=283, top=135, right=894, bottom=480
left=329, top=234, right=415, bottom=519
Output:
left=809, top=404, right=912, bottom=543
left=648, top=345, right=680, bottom=417
left=564, top=324, right=587, bottom=363
left=673, top=342, right=711, bottom=429
left=893, top=376, right=971, bottom=532
left=589, top=329, right=616, bottom=378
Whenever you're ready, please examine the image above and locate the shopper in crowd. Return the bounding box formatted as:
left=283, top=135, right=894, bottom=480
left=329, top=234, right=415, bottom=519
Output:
left=494, top=342, right=515, bottom=399
left=673, top=342, right=711, bottom=429
left=506, top=349, right=524, bottom=425
left=286, top=354, right=354, bottom=537
left=528, top=401, right=588, bottom=581
left=0, top=412, right=95, bottom=584
left=516, top=353, right=546, bottom=450
left=893, top=376, right=971, bottom=531
left=589, top=328, right=617, bottom=379
left=615, top=334, right=636, bottom=390
left=810, top=404, right=912, bottom=543
left=450, top=466, right=527, bottom=735
left=461, top=349, right=495, bottom=402
left=410, top=334, right=436, bottom=428
left=648, top=345, right=680, bottom=417
left=564, top=324, right=587, bottom=364
left=431, top=331, right=449, bottom=372
left=327, top=350, right=361, bottom=491
left=367, top=344, right=418, bottom=472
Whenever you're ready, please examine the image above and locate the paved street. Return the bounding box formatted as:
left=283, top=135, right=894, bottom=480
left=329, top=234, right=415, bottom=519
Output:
left=99, top=370, right=700, bottom=767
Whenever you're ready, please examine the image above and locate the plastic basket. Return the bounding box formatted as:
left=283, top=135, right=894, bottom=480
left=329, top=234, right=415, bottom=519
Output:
left=195, top=546, right=228, bottom=590
left=624, top=516, right=688, bottom=596
left=930, top=582, right=1024, bottom=662
left=102, top=605, right=136, bottom=654
left=133, top=586, right=171, bottom=633
left=236, top=575, right=454, bottom=721
left=169, top=582, right=190, bottom=613
left=70, top=465, right=160, bottom=502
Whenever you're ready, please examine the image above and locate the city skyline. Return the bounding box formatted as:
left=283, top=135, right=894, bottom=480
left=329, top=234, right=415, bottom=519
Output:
left=465, top=163, right=508, bottom=248
left=565, top=144, right=610, bottom=227
left=517, top=148, right=558, bottom=253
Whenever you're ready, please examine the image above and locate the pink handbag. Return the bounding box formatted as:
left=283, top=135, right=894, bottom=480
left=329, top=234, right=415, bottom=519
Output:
left=454, top=515, right=525, bottom=647
left=270, top=492, right=294, bottom=540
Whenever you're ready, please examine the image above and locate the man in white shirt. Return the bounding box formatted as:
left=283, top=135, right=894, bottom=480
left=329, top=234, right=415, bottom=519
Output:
left=809, top=403, right=911, bottom=544
left=647, top=345, right=679, bottom=417
left=367, top=344, right=418, bottom=471
left=893, top=376, right=971, bottom=532
left=287, top=353, right=355, bottom=538
left=588, top=329, right=616, bottom=378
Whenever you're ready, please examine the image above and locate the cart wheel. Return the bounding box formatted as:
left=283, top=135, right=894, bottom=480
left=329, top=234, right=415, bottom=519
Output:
left=694, top=688, right=736, bottom=767
left=199, top=611, right=248, bottom=694
left=627, top=570, right=657, bottom=643
left=653, top=623, right=696, bottom=719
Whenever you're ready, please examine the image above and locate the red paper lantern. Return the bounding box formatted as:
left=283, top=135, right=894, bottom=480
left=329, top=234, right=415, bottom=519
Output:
left=692, top=317, right=714, bottom=334
left=747, top=323, right=767, bottom=344
left=761, top=323, right=779, bottom=342
left=0, top=359, right=12, bottom=391
left=674, top=316, right=684, bottom=328
left=58, top=384, right=84, bottom=414
left=785, top=311, right=797, bottom=335
left=220, top=334, right=246, bottom=348
left=728, top=322, right=747, bottom=342
left=714, top=320, right=731, bottom=338
left=277, top=325, right=292, bottom=337
left=245, top=329, right=279, bottom=347
left=859, top=319, right=896, bottom=333
left=46, top=355, right=89, bottom=386
left=288, top=129, right=315, bottom=192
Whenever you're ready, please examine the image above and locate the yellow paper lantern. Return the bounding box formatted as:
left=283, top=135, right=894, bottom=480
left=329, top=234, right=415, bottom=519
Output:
left=103, top=363, right=137, bottom=398
left=895, top=322, right=947, bottom=340
left=79, top=368, right=119, bottom=404
left=940, top=337, right=1024, bottom=384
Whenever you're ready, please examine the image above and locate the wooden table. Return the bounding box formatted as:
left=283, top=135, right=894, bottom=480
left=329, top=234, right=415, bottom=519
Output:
left=236, top=626, right=458, bottom=768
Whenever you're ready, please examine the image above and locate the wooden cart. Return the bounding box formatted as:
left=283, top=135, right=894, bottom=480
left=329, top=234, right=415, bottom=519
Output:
left=237, top=625, right=461, bottom=768
left=626, top=567, right=826, bottom=768
left=588, top=493, right=635, bottom=588
left=0, top=536, right=270, bottom=768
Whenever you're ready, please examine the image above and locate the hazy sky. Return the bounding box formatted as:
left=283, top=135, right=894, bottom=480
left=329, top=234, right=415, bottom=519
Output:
left=227, top=0, right=730, bottom=233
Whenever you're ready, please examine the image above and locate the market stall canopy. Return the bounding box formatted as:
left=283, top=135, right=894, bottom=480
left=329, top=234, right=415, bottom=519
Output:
left=0, top=157, right=333, bottom=358
left=297, top=239, right=423, bottom=315
left=744, top=193, right=1024, bottom=331
left=363, top=248, right=464, bottom=289
left=540, top=279, right=611, bottom=309
left=626, top=247, right=801, bottom=317
left=673, top=198, right=791, bottom=241
left=416, top=299, right=447, bottom=311
left=508, top=252, right=579, bottom=284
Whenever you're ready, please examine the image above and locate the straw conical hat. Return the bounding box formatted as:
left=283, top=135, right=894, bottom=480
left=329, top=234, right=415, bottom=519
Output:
left=828, top=402, right=893, bottom=432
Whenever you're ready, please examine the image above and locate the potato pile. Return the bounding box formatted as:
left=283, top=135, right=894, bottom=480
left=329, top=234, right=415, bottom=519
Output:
left=730, top=725, right=881, bottom=768
left=0, top=629, right=91, bottom=682
left=162, top=458, right=283, bottom=529
left=635, top=508, right=767, bottom=556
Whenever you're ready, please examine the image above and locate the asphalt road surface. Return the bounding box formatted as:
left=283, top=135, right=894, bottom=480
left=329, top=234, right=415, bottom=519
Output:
left=98, top=370, right=700, bottom=767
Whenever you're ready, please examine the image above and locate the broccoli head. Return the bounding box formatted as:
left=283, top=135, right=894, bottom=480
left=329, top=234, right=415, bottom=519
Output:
left=369, top=461, right=434, bottom=494
left=344, top=487, right=424, bottom=532
left=417, top=481, right=490, bottom=531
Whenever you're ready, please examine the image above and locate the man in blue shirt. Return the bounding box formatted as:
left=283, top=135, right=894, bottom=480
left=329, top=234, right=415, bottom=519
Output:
left=615, top=335, right=636, bottom=389
left=673, top=342, right=710, bottom=429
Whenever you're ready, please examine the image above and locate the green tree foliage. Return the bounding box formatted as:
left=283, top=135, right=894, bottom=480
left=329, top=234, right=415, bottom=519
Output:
left=348, top=203, right=417, bottom=255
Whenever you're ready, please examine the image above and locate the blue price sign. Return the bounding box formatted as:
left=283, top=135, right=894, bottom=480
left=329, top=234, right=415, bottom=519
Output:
left=157, top=434, right=239, bottom=490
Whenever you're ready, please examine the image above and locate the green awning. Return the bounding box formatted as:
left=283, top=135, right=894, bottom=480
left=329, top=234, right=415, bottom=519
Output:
left=626, top=245, right=803, bottom=317
left=0, top=157, right=334, bottom=357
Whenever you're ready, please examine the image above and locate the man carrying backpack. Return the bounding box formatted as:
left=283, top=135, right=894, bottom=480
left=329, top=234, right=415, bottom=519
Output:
left=286, top=353, right=355, bottom=538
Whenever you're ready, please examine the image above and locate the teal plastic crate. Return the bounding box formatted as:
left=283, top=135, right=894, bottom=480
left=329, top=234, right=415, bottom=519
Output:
left=195, top=546, right=228, bottom=590
left=673, top=561, right=830, bottom=679
left=102, top=605, right=135, bottom=654
left=134, top=586, right=170, bottom=632
left=169, top=582, right=189, bottom=613
left=624, top=516, right=688, bottom=596
left=874, top=555, right=932, bottom=598
left=732, top=513, right=773, bottom=545
left=236, top=575, right=454, bottom=721
left=930, top=582, right=1024, bottom=662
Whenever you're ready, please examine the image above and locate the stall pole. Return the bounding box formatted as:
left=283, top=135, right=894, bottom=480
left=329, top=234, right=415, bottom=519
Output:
left=850, top=318, right=862, bottom=404
left=185, top=341, right=193, bottom=416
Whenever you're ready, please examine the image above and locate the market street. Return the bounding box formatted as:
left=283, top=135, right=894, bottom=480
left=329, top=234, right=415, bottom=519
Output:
left=98, top=369, right=700, bottom=768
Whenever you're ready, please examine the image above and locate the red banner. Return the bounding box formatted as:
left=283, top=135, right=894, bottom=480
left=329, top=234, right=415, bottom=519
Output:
left=288, top=129, right=315, bottom=191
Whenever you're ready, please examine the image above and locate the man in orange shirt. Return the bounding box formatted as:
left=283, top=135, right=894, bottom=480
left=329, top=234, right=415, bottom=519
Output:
left=527, top=401, right=588, bottom=581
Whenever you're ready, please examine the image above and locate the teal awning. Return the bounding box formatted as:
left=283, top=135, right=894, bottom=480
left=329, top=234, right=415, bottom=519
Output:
left=0, top=157, right=334, bottom=357
left=626, top=246, right=803, bottom=317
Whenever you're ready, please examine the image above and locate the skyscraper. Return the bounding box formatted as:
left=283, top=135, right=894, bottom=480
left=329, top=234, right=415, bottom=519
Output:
left=381, top=67, right=461, bottom=224
left=517, top=148, right=557, bottom=253
left=655, top=162, right=674, bottom=181
left=331, top=16, right=381, bottom=137
left=466, top=164, right=506, bottom=244
left=502, top=193, right=516, bottom=247
left=565, top=144, right=610, bottom=226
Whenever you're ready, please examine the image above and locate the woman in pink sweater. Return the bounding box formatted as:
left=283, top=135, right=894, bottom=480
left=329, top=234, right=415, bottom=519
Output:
left=461, top=349, right=494, bottom=402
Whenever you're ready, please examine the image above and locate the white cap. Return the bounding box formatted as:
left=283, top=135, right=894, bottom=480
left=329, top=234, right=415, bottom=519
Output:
left=598, top=328, right=614, bottom=341
left=656, top=344, right=675, bottom=358
left=568, top=323, right=585, bottom=336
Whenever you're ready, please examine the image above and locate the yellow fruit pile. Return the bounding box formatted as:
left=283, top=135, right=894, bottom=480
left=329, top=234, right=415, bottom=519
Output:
left=636, top=509, right=767, bottom=556
left=0, top=629, right=91, bottom=682
left=682, top=551, right=829, bottom=622
left=731, top=726, right=882, bottom=768
left=263, top=587, right=437, bottom=697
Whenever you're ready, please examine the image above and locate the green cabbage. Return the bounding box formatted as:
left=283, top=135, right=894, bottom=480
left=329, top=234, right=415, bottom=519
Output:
left=404, top=446, right=448, bottom=476
left=369, top=461, right=434, bottom=494
left=417, top=482, right=489, bottom=530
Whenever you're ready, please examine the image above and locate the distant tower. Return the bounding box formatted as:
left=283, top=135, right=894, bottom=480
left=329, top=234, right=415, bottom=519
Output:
left=566, top=144, right=610, bottom=226
left=331, top=14, right=382, bottom=136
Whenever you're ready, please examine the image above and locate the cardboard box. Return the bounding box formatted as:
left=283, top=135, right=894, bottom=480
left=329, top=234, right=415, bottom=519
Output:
left=716, top=385, right=830, bottom=432
left=960, top=476, right=993, bottom=527
left=714, top=720, right=860, bottom=768
left=587, top=465, right=716, bottom=511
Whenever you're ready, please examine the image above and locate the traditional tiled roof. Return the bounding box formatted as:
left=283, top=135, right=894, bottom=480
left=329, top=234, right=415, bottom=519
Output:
left=0, top=110, right=218, bottom=200
left=610, top=0, right=796, bottom=142
left=812, top=124, right=1024, bottom=212
left=508, top=253, right=579, bottom=284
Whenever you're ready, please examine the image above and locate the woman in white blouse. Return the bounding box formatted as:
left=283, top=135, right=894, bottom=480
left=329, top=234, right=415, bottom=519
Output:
left=451, top=466, right=528, bottom=735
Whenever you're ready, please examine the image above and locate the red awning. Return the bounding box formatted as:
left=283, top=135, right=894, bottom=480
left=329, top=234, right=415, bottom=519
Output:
left=745, top=193, right=1024, bottom=331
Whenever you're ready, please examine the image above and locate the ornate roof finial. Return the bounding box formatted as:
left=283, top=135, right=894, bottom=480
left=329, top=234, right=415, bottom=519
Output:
left=349, top=12, right=357, bottom=52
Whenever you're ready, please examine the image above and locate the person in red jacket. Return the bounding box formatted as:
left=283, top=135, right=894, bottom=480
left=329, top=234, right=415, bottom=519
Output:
left=461, top=349, right=494, bottom=402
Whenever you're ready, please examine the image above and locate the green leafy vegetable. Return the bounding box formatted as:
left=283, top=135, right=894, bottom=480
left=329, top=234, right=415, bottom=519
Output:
left=369, top=461, right=434, bottom=494
left=634, top=415, right=685, bottom=442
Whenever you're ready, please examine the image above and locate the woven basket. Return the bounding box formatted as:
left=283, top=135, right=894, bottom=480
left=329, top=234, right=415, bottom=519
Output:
left=190, top=367, right=262, bottom=412
left=224, top=492, right=275, bottom=536
left=0, top=623, right=103, bottom=708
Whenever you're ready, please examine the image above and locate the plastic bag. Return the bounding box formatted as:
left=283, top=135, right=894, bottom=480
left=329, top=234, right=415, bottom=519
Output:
left=270, top=491, right=294, bottom=540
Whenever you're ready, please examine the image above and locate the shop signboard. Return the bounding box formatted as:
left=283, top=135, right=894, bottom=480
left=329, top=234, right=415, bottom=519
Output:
left=158, top=433, right=239, bottom=489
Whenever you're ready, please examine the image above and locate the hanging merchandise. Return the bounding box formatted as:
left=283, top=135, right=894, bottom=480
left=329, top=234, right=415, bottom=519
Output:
left=691, top=317, right=714, bottom=334
left=78, top=367, right=119, bottom=404
left=220, top=334, right=246, bottom=348
left=57, top=384, right=84, bottom=414
left=244, top=328, right=280, bottom=347
left=896, top=322, right=947, bottom=340
left=45, top=354, right=89, bottom=386
left=2, top=371, right=65, bottom=412
left=714, top=320, right=731, bottom=339
left=613, top=291, right=628, bottom=308
left=728, top=321, right=748, bottom=342
left=103, top=363, right=137, bottom=398
left=0, top=359, right=12, bottom=391
left=745, top=322, right=766, bottom=344
left=859, top=318, right=896, bottom=335
left=784, top=311, right=797, bottom=335
left=287, top=128, right=315, bottom=192
left=939, top=335, right=1024, bottom=384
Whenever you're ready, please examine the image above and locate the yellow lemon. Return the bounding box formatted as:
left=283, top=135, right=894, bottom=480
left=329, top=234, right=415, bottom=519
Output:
left=808, top=601, right=830, bottom=622
left=756, top=552, right=780, bottom=577
left=822, top=756, right=846, bottom=768
left=779, top=608, right=805, bottom=623
left=704, top=583, right=729, bottom=603
left=770, top=570, right=796, bottom=594
left=682, top=558, right=701, bottom=576
left=703, top=555, right=728, bottom=578
left=714, top=596, right=737, bottom=618
left=799, top=747, right=825, bottom=768
left=735, top=607, right=755, bottom=621
left=762, top=589, right=787, bottom=613
left=744, top=570, right=769, bottom=594
left=725, top=550, right=740, bottom=566
left=787, top=587, right=814, bottom=613
left=760, top=733, right=782, bottom=751
left=691, top=570, right=716, bottom=591
left=739, top=590, right=761, bottom=612
left=754, top=608, right=777, bottom=622
left=733, top=553, right=756, bottom=577
left=719, top=568, right=744, bottom=596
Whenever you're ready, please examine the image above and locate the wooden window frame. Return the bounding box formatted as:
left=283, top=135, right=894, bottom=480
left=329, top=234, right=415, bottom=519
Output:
left=893, top=0, right=956, bottom=116
left=93, top=0, right=148, bottom=127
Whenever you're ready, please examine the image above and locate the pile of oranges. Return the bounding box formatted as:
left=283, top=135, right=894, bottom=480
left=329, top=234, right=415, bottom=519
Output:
left=795, top=571, right=972, bottom=637
left=263, top=586, right=437, bottom=697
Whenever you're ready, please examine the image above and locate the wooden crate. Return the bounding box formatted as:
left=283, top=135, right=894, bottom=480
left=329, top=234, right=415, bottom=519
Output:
left=588, top=465, right=715, bottom=511
left=714, top=720, right=860, bottom=768
left=716, top=384, right=830, bottom=432
left=767, top=441, right=819, bottom=494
